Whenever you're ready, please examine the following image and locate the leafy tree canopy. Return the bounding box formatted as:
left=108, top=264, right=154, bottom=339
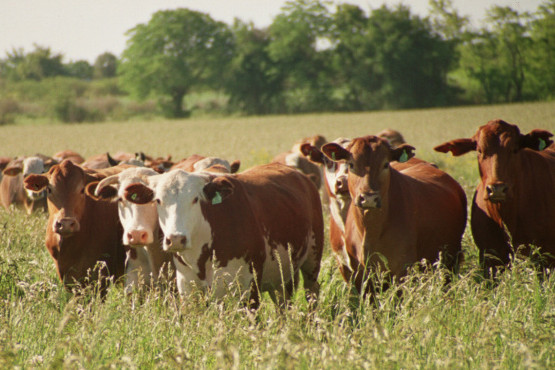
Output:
left=119, top=8, right=234, bottom=117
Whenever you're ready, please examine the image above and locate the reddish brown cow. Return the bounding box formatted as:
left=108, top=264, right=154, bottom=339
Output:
left=434, top=119, right=555, bottom=273
left=323, top=136, right=467, bottom=295
left=273, top=135, right=328, bottom=192
left=1, top=155, right=57, bottom=214
left=52, top=150, right=85, bottom=165
left=24, top=160, right=127, bottom=291
left=377, top=129, right=406, bottom=149
left=170, top=154, right=240, bottom=173
left=123, top=163, right=324, bottom=307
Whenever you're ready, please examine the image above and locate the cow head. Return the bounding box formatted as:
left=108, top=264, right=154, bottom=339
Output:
left=124, top=170, right=233, bottom=252
left=24, top=159, right=100, bottom=236
left=3, top=156, right=54, bottom=201
left=301, top=137, right=351, bottom=200
left=89, top=167, right=160, bottom=247
left=323, top=136, right=414, bottom=210
left=434, top=119, right=553, bottom=203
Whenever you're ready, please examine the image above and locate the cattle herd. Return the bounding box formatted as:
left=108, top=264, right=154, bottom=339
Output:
left=1, top=119, right=554, bottom=307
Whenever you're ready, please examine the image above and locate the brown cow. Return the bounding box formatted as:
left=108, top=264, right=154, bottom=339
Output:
left=1, top=155, right=56, bottom=214
left=123, top=163, right=324, bottom=308
left=434, top=119, right=555, bottom=274
left=322, top=136, right=467, bottom=295
left=273, top=135, right=328, bottom=193
left=377, top=129, right=406, bottom=149
left=87, top=167, right=175, bottom=293
left=23, top=160, right=127, bottom=292
left=52, top=150, right=85, bottom=165
left=170, top=154, right=240, bottom=173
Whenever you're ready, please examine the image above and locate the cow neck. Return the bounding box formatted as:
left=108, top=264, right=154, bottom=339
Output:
left=329, top=195, right=350, bottom=234
left=486, top=149, right=554, bottom=241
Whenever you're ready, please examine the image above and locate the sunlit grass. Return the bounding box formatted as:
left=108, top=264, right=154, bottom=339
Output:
left=1, top=101, right=554, bottom=367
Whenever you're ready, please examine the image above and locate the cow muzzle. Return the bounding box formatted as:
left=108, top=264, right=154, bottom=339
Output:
left=26, top=188, right=46, bottom=201
left=334, top=176, right=349, bottom=198
left=485, top=183, right=508, bottom=203
left=54, top=217, right=80, bottom=235
left=355, top=192, right=381, bottom=209
left=125, top=229, right=153, bottom=246
left=164, top=234, right=188, bottom=252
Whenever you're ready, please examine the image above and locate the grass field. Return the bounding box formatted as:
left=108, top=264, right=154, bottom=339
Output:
left=1, top=101, right=554, bottom=368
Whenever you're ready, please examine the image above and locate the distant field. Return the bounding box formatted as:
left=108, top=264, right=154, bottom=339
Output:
left=1, top=101, right=554, bottom=368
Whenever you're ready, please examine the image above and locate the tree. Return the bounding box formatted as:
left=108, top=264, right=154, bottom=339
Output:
left=267, top=0, right=334, bottom=112
left=93, top=52, right=117, bottom=79
left=225, top=20, right=284, bottom=115
left=527, top=0, right=555, bottom=99
left=329, top=3, right=372, bottom=110
left=1, top=45, right=66, bottom=81
left=66, top=60, right=93, bottom=79
left=459, top=6, right=530, bottom=103
left=119, top=8, right=234, bottom=118
left=363, top=5, right=456, bottom=109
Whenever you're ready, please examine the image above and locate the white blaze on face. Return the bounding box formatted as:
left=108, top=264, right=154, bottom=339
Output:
left=23, top=157, right=46, bottom=200
left=323, top=138, right=351, bottom=232
left=151, top=171, right=213, bottom=253
left=113, top=167, right=160, bottom=246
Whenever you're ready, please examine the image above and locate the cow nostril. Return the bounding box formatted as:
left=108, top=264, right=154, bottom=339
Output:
left=486, top=186, right=494, bottom=196
left=181, top=236, right=187, bottom=246
left=165, top=237, right=172, bottom=246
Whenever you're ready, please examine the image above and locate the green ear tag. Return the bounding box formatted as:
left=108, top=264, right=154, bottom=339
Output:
left=131, top=193, right=138, bottom=201
left=538, top=138, right=547, bottom=151
left=212, top=191, right=222, bottom=205
left=399, top=150, right=409, bottom=163
left=332, top=152, right=336, bottom=161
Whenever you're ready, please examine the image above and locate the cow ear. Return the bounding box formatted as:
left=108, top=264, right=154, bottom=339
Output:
left=86, top=181, right=118, bottom=202
left=124, top=183, right=154, bottom=204
left=434, top=138, right=476, bottom=156
left=23, top=174, right=49, bottom=193
left=2, top=166, right=23, bottom=176
left=322, top=143, right=350, bottom=162
left=229, top=160, right=241, bottom=174
left=300, top=143, right=325, bottom=164
left=520, top=129, right=553, bottom=151
left=391, top=144, right=415, bottom=163
left=203, top=177, right=234, bottom=205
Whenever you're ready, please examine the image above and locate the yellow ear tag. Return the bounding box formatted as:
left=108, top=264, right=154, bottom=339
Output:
left=131, top=193, right=138, bottom=201
left=212, top=191, right=222, bottom=205
left=539, top=138, right=546, bottom=151
left=399, top=150, right=409, bottom=163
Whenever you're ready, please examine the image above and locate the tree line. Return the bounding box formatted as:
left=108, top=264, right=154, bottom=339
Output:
left=1, top=0, right=554, bottom=119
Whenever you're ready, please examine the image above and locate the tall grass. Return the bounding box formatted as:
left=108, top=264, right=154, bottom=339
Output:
left=1, top=101, right=554, bottom=367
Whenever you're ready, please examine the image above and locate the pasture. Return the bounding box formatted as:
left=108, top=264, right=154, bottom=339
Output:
left=1, top=101, right=555, bottom=368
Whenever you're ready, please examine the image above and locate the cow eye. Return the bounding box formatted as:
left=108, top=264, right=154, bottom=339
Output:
left=348, top=162, right=354, bottom=170
left=383, top=162, right=389, bottom=169
left=155, top=199, right=161, bottom=205
left=192, top=197, right=199, bottom=204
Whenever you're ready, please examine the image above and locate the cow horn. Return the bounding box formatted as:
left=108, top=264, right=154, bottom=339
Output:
left=95, top=174, right=121, bottom=196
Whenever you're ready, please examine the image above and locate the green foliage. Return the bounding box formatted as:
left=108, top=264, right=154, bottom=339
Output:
left=224, top=21, right=284, bottom=115
left=93, top=52, right=117, bottom=79
left=268, top=0, right=335, bottom=113
left=0, top=45, right=66, bottom=81
left=526, top=0, right=555, bottom=100
left=119, top=8, right=234, bottom=118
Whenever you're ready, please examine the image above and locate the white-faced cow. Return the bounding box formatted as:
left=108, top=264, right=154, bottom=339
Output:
left=88, top=167, right=175, bottom=293
left=434, top=119, right=555, bottom=274
left=1, top=155, right=56, bottom=214
left=323, top=136, right=467, bottom=295
left=23, top=160, right=127, bottom=293
left=123, top=163, right=324, bottom=308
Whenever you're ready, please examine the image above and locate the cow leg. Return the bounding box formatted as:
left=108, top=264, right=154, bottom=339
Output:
left=471, top=196, right=512, bottom=278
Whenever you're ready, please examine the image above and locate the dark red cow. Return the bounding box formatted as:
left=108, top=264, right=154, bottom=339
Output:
left=323, top=136, right=467, bottom=295
left=434, top=119, right=555, bottom=273
left=23, top=160, right=127, bottom=291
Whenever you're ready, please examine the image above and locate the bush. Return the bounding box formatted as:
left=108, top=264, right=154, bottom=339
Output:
left=0, top=98, right=20, bottom=125
left=51, top=92, right=104, bottom=123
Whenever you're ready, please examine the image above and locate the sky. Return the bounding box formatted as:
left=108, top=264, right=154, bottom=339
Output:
left=0, top=0, right=545, bottom=64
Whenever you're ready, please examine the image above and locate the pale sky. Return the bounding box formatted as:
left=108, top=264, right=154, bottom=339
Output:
left=0, top=0, right=544, bottom=63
